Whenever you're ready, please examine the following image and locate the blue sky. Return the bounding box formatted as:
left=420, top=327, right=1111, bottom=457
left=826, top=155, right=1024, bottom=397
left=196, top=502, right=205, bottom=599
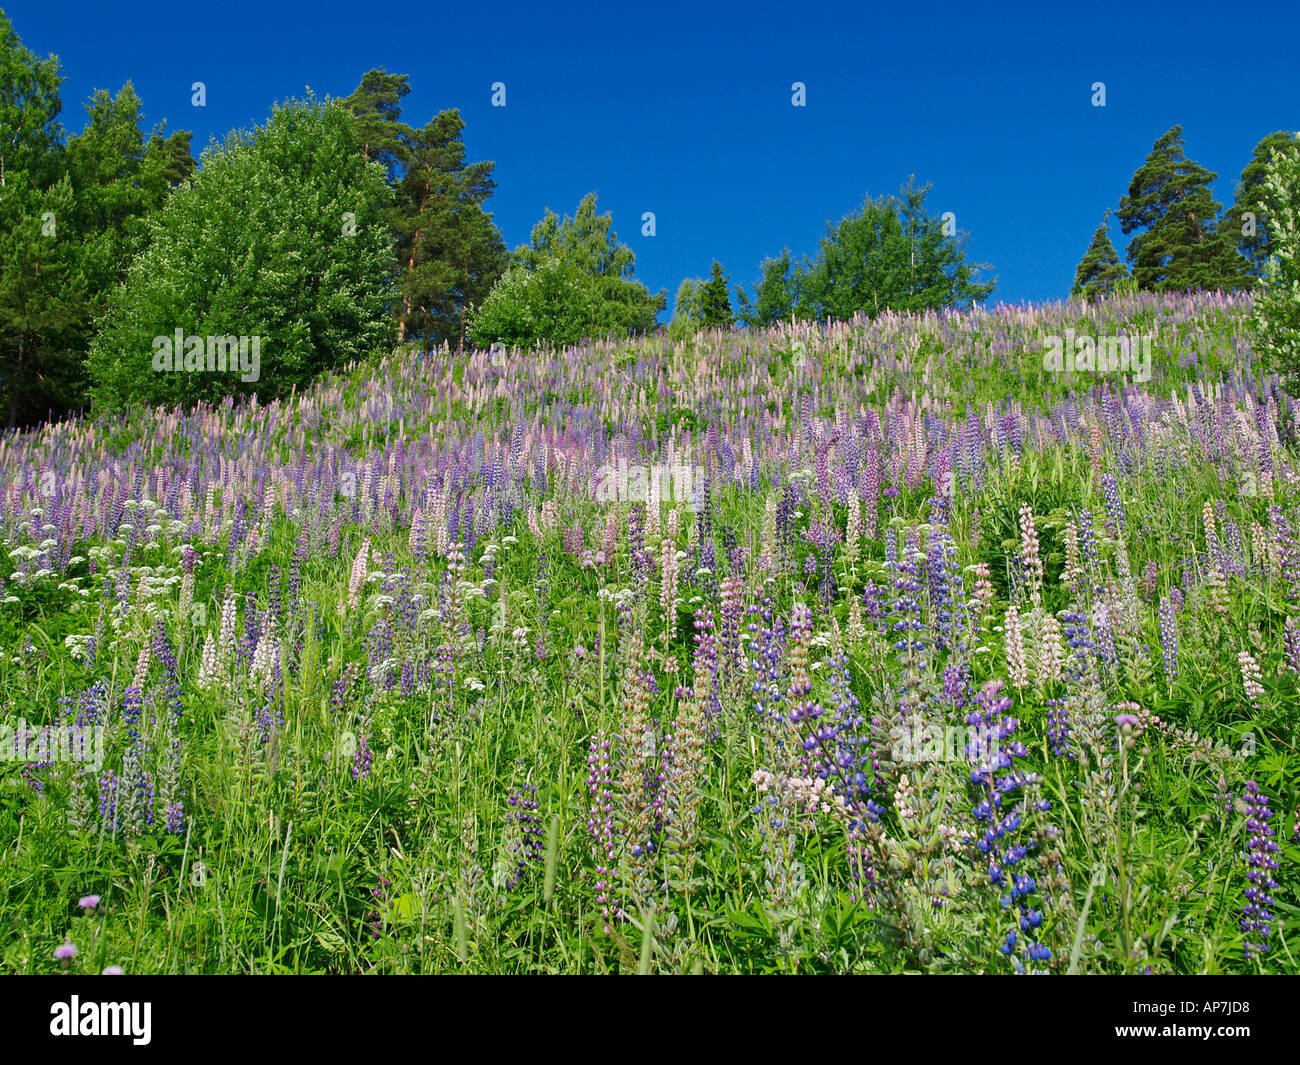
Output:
left=7, top=0, right=1298, bottom=316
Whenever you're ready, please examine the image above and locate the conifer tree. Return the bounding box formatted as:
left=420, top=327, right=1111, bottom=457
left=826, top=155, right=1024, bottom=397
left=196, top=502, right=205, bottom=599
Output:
left=697, top=260, right=735, bottom=328
left=1116, top=126, right=1245, bottom=292
left=1071, top=210, right=1130, bottom=300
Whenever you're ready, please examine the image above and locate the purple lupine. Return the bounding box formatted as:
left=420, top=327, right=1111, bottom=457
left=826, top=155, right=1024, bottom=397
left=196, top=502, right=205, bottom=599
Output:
left=1270, top=505, right=1300, bottom=601
left=1100, top=473, right=1125, bottom=534
left=965, top=679, right=1051, bottom=971
left=1240, top=781, right=1280, bottom=962
left=367, top=875, right=391, bottom=939
left=352, top=735, right=372, bottom=780
left=98, top=770, right=120, bottom=833
left=1045, top=698, right=1073, bottom=758
left=1140, top=560, right=1158, bottom=601
left=1158, top=595, right=1179, bottom=683
left=504, top=784, right=545, bottom=889
left=586, top=734, right=619, bottom=931
left=862, top=579, right=886, bottom=632
left=152, top=620, right=183, bottom=719
left=1283, top=617, right=1300, bottom=675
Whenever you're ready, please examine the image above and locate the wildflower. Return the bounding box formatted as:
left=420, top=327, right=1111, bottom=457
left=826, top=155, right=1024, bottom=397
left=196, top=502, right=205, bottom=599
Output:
left=1158, top=595, right=1178, bottom=682
left=78, top=895, right=101, bottom=914
left=1240, top=781, right=1280, bottom=962
left=1238, top=650, right=1265, bottom=707
left=1004, top=603, right=1028, bottom=690
left=54, top=940, right=78, bottom=962
left=102, top=966, right=124, bottom=975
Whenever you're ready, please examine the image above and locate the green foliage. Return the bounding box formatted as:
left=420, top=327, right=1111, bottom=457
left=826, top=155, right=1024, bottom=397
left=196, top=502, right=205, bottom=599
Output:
left=0, top=10, right=76, bottom=427
left=1253, top=132, right=1300, bottom=390
left=345, top=71, right=507, bottom=350
left=87, top=97, right=395, bottom=410
left=697, top=260, right=735, bottom=328
left=736, top=249, right=798, bottom=327
left=799, top=177, right=996, bottom=318
left=1222, top=131, right=1296, bottom=279
left=0, top=175, right=86, bottom=426
left=668, top=277, right=705, bottom=341
left=470, top=192, right=665, bottom=347
left=467, top=258, right=603, bottom=348
left=738, top=179, right=994, bottom=327
left=1116, top=126, right=1246, bottom=293
left=1071, top=211, right=1129, bottom=301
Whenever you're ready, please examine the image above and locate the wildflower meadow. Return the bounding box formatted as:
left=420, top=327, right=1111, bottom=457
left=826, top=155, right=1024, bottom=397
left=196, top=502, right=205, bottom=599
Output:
left=2, top=289, right=1296, bottom=975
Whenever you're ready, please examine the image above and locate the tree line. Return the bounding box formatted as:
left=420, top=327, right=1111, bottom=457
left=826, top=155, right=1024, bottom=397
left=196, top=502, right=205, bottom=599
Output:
left=1071, top=126, right=1296, bottom=300
left=1, top=7, right=1298, bottom=427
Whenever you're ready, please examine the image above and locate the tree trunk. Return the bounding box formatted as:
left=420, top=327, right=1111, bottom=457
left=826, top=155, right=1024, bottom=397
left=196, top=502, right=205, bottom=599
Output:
left=398, top=178, right=432, bottom=347
left=8, top=335, right=22, bottom=430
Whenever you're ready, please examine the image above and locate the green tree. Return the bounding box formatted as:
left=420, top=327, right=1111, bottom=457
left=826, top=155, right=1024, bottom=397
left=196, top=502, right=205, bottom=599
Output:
left=1116, top=126, right=1245, bottom=292
left=471, top=192, right=664, bottom=346
left=668, top=277, right=705, bottom=340
left=1253, top=132, right=1300, bottom=390
left=697, top=260, right=735, bottom=328
left=797, top=178, right=994, bottom=321
left=0, top=176, right=86, bottom=426
left=345, top=71, right=506, bottom=349
left=467, top=258, right=601, bottom=349
left=87, top=97, right=394, bottom=410
left=391, top=111, right=506, bottom=348
left=735, top=249, right=798, bottom=327
left=65, top=83, right=195, bottom=314
left=344, top=68, right=412, bottom=181
left=0, top=10, right=77, bottom=427
left=1222, top=130, right=1297, bottom=279
left=1071, top=210, right=1130, bottom=300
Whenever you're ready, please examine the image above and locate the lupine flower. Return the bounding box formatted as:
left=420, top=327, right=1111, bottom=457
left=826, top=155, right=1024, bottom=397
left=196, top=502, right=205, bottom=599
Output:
left=1018, top=504, right=1044, bottom=608
left=1240, top=781, right=1280, bottom=962
left=1238, top=650, right=1265, bottom=707
left=352, top=735, right=372, bottom=779
left=1003, top=603, right=1028, bottom=690
left=503, top=784, right=545, bottom=889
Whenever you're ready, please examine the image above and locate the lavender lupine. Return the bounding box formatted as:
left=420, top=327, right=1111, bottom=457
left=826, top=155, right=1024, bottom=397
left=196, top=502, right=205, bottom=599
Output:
left=966, top=680, right=1052, bottom=972
left=585, top=734, right=619, bottom=931
left=503, top=784, right=545, bottom=889
left=1240, top=781, right=1280, bottom=962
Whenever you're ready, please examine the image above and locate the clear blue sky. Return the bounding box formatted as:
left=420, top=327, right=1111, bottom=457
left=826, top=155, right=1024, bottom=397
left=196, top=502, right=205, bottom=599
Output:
left=7, top=0, right=1298, bottom=315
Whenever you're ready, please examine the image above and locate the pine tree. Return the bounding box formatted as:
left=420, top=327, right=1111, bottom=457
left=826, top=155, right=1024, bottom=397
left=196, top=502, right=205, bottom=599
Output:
left=65, top=83, right=195, bottom=308
left=1116, top=126, right=1245, bottom=292
left=697, top=260, right=734, bottom=328
left=391, top=110, right=506, bottom=348
left=1071, top=210, right=1129, bottom=300
left=344, top=70, right=507, bottom=349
